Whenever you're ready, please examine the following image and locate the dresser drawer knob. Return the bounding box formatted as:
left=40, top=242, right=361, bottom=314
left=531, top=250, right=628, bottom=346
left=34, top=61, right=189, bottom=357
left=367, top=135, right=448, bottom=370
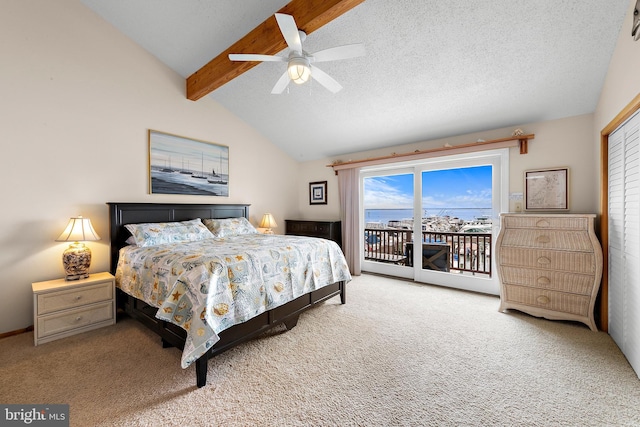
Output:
left=535, top=235, right=550, bottom=244
left=537, top=256, right=551, bottom=265
left=537, top=276, right=551, bottom=285
left=536, top=295, right=550, bottom=304
left=75, top=316, right=83, bottom=322
left=535, top=220, right=551, bottom=228
left=75, top=295, right=82, bottom=301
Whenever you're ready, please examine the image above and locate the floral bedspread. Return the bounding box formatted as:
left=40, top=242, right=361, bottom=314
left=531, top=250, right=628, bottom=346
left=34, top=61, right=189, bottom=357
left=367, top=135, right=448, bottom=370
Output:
left=115, top=234, right=351, bottom=368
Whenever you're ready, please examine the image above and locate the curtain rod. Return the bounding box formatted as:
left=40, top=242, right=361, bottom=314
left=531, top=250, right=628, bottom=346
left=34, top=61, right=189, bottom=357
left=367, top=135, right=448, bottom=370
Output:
left=328, top=134, right=534, bottom=173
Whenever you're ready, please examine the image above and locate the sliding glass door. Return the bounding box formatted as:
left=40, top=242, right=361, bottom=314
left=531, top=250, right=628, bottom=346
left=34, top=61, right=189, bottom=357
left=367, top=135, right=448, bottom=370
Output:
left=361, top=149, right=508, bottom=295
left=363, top=169, right=415, bottom=279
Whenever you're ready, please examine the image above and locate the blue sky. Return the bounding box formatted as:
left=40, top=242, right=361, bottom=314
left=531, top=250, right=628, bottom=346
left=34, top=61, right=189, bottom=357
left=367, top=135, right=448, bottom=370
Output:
left=364, top=165, right=492, bottom=209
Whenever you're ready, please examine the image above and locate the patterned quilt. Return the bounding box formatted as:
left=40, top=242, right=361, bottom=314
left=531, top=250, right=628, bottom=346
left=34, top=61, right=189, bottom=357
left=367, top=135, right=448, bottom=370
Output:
left=115, top=234, right=351, bottom=368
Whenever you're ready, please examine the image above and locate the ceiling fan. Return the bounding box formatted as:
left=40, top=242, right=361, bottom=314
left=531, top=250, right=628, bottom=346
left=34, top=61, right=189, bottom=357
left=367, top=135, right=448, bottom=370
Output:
left=228, top=13, right=365, bottom=94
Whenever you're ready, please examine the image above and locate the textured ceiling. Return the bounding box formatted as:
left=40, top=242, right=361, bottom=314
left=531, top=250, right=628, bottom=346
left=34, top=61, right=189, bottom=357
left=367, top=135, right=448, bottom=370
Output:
left=81, top=0, right=630, bottom=161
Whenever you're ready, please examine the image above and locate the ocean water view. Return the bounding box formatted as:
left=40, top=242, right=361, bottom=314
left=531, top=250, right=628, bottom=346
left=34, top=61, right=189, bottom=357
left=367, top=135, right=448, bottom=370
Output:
left=365, top=208, right=493, bottom=225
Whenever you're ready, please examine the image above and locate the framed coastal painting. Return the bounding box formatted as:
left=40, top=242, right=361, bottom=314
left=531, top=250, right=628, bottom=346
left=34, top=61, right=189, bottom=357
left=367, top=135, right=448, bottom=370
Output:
left=148, top=130, right=229, bottom=196
left=309, top=181, right=327, bottom=205
left=524, top=167, right=569, bottom=210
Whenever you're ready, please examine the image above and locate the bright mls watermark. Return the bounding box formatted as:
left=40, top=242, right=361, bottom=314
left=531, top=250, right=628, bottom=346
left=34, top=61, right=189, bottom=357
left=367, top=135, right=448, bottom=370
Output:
left=1, top=405, right=68, bottom=426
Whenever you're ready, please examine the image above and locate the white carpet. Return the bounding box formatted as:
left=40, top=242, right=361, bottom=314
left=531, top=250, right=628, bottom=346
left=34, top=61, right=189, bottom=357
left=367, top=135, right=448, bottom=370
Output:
left=1, top=274, right=639, bottom=426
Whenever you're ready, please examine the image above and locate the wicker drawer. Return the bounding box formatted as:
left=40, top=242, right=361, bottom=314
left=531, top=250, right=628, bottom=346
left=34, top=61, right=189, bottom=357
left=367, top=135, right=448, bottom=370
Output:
left=499, top=229, right=594, bottom=252
left=499, top=248, right=596, bottom=274
left=500, top=266, right=594, bottom=295
left=36, top=300, right=115, bottom=338
left=36, top=281, right=113, bottom=315
left=502, top=215, right=588, bottom=230
left=503, top=284, right=591, bottom=316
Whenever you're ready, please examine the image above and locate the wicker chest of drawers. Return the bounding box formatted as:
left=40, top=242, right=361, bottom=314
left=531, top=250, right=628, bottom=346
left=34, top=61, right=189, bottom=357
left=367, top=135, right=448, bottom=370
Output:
left=495, top=214, right=603, bottom=331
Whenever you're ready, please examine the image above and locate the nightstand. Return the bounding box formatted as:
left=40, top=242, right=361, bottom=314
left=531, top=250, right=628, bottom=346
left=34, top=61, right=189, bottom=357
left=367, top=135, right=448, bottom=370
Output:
left=32, top=272, right=116, bottom=346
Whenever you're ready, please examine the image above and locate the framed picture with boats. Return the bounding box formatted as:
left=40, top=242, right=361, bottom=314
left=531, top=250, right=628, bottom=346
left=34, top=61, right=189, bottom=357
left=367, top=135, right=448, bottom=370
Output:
left=148, top=130, right=229, bottom=196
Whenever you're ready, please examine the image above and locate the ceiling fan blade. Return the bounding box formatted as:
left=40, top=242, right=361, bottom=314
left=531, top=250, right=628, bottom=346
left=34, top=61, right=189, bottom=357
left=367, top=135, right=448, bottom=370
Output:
left=228, top=54, right=285, bottom=62
left=275, top=13, right=302, bottom=53
left=310, top=65, right=343, bottom=93
left=271, top=70, right=291, bottom=94
left=311, top=44, right=366, bottom=63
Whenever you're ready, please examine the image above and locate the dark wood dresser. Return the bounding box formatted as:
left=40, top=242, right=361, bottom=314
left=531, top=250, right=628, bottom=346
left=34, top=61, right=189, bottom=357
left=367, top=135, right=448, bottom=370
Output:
left=285, top=219, right=342, bottom=247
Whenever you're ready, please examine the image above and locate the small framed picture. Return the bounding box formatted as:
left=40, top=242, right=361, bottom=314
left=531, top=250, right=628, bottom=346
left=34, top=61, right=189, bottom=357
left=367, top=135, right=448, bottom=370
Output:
left=309, top=181, right=328, bottom=205
left=524, top=167, right=569, bottom=210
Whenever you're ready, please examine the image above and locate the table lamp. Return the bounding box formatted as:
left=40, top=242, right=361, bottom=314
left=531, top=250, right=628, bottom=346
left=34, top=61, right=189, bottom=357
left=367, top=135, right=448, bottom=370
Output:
left=259, top=213, right=278, bottom=234
left=55, top=216, right=101, bottom=280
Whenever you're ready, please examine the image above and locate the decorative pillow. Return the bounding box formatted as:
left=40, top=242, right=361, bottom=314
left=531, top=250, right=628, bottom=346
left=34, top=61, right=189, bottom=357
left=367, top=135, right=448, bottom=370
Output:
left=203, top=217, right=258, bottom=238
left=125, top=218, right=214, bottom=247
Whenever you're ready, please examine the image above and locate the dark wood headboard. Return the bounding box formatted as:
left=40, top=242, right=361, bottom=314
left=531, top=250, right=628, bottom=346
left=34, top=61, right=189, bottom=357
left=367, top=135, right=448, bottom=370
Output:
left=107, top=202, right=250, bottom=275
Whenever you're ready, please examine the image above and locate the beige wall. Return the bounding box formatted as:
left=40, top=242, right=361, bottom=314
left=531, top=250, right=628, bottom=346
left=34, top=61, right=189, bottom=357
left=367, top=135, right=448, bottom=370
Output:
left=298, top=113, right=598, bottom=220
left=0, top=0, right=300, bottom=334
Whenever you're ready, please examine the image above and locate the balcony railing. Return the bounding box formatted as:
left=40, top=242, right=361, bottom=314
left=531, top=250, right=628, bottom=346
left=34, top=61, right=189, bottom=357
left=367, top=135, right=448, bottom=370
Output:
left=364, top=228, right=492, bottom=276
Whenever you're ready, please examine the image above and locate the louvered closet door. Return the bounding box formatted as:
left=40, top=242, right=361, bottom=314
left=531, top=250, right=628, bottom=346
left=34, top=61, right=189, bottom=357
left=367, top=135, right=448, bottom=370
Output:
left=608, top=108, right=640, bottom=378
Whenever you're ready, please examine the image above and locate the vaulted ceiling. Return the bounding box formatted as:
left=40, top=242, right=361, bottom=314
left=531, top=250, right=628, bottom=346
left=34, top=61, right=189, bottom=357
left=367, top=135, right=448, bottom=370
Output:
left=81, top=0, right=630, bottom=161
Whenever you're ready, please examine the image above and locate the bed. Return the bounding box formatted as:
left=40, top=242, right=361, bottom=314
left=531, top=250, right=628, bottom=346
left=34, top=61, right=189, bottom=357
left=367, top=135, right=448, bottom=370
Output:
left=108, top=202, right=350, bottom=388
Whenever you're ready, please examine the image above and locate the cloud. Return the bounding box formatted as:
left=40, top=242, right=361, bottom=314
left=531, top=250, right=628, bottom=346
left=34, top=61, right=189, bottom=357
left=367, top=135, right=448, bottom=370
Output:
left=363, top=177, right=413, bottom=209
left=423, top=188, right=491, bottom=208
left=364, top=177, right=492, bottom=210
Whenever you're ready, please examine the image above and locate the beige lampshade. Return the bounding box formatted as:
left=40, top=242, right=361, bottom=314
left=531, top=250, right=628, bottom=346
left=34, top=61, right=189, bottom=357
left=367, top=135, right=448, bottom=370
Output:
left=56, top=216, right=100, bottom=281
left=259, top=213, right=277, bottom=234
left=55, top=216, right=101, bottom=242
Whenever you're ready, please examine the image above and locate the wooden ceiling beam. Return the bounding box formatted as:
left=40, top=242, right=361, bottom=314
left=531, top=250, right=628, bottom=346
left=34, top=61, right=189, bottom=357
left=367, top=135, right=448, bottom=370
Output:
left=186, top=0, right=366, bottom=101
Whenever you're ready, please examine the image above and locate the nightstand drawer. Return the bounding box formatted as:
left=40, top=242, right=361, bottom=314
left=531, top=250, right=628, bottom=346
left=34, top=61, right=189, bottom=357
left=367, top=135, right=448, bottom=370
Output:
left=37, top=281, right=113, bottom=315
left=37, top=300, right=114, bottom=338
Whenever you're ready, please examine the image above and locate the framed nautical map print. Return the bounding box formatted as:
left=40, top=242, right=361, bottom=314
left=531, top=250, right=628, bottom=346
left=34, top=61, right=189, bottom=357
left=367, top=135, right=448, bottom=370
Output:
left=309, top=181, right=327, bottom=205
left=524, top=167, right=569, bottom=210
left=148, top=130, right=229, bottom=196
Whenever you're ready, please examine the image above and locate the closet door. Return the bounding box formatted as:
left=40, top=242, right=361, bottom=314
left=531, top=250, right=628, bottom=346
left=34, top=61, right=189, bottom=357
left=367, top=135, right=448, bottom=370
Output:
left=608, top=109, right=640, bottom=378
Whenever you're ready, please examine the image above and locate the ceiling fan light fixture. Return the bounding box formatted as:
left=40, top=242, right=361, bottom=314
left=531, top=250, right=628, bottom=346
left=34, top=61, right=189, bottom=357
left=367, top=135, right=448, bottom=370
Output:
left=287, top=57, right=311, bottom=84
